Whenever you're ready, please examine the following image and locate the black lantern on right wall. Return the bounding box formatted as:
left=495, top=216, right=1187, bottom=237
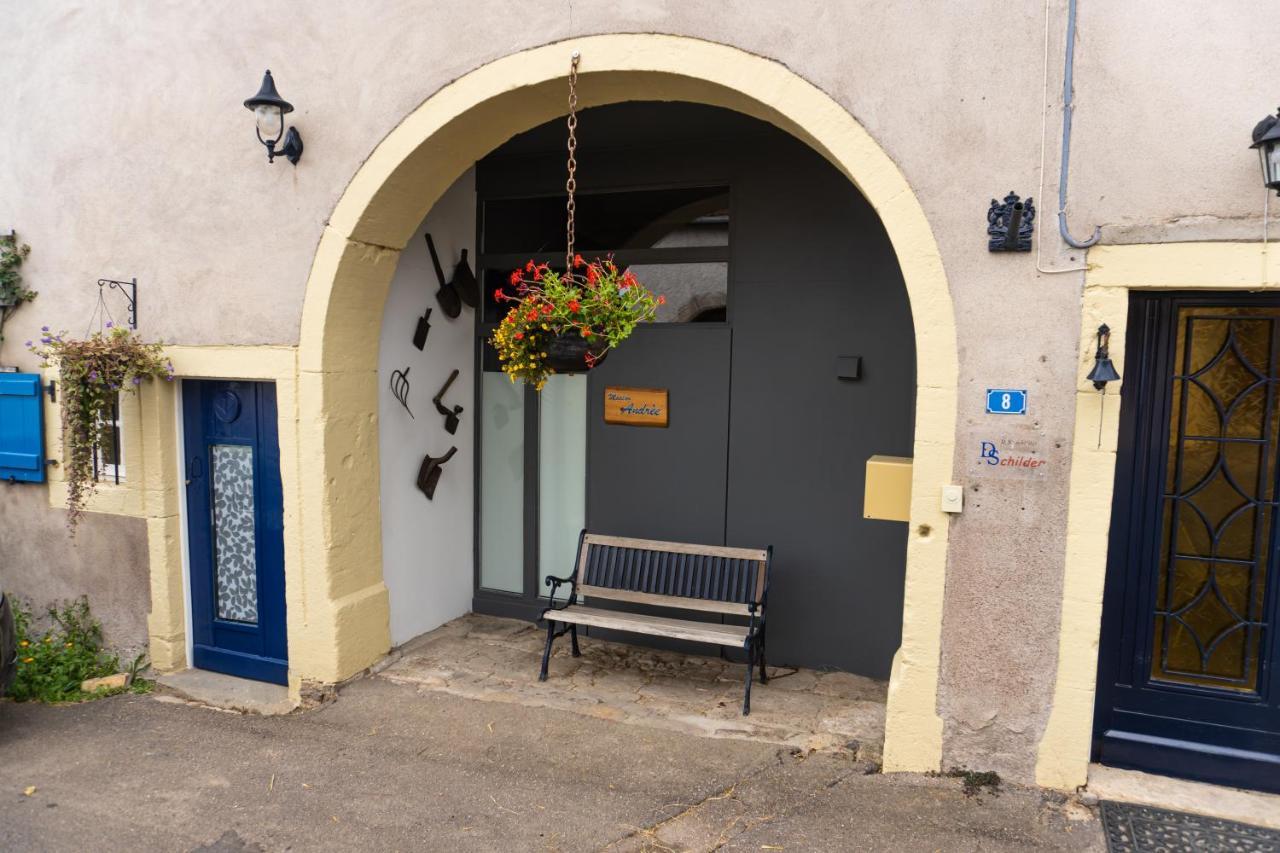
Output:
left=1252, top=107, right=1280, bottom=195
left=1087, top=324, right=1121, bottom=390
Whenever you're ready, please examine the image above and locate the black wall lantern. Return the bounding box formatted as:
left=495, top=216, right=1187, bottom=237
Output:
left=1252, top=107, right=1280, bottom=195
left=244, top=70, right=303, bottom=165
left=1087, top=324, right=1121, bottom=390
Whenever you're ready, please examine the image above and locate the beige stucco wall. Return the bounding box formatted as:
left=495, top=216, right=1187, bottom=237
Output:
left=1, top=1, right=1278, bottom=786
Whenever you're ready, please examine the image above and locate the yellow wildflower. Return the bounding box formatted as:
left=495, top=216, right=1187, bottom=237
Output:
left=22, top=657, right=34, bottom=664
left=19, top=640, right=28, bottom=648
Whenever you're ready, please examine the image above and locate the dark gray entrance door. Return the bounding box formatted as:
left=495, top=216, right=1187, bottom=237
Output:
left=587, top=326, right=732, bottom=544
left=475, top=103, right=915, bottom=679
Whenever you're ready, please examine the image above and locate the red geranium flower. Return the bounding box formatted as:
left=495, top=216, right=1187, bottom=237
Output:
left=573, top=254, right=584, bottom=268
left=567, top=299, right=580, bottom=313
left=541, top=304, right=552, bottom=316
left=514, top=332, right=524, bottom=340
left=494, top=289, right=504, bottom=302
left=509, top=270, right=521, bottom=285
left=525, top=260, right=535, bottom=272
left=526, top=309, right=539, bottom=321
left=657, top=295, right=666, bottom=305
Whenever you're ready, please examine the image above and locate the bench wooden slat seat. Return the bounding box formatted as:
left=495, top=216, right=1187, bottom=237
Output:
left=539, top=531, right=773, bottom=714
left=540, top=605, right=752, bottom=647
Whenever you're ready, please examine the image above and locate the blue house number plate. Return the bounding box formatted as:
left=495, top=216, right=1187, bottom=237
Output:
left=986, top=388, right=1027, bottom=415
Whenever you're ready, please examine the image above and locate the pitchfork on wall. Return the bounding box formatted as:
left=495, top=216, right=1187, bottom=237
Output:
left=389, top=365, right=414, bottom=418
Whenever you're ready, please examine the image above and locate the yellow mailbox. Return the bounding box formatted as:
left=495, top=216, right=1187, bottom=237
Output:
left=864, top=455, right=912, bottom=522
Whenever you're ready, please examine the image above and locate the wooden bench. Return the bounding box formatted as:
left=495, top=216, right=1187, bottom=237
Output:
left=539, top=532, right=773, bottom=714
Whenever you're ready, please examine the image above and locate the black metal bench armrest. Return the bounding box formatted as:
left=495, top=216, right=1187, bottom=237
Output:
left=543, top=573, right=577, bottom=612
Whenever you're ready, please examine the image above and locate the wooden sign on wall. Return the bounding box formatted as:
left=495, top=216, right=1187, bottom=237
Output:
left=604, top=387, right=669, bottom=428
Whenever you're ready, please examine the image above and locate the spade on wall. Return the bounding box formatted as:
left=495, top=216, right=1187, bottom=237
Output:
left=425, top=233, right=461, bottom=319
left=452, top=249, right=478, bottom=308
left=416, top=446, right=458, bottom=500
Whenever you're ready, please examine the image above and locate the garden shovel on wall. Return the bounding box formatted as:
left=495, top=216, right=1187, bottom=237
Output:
left=416, top=446, right=457, bottom=500
left=452, top=249, right=479, bottom=309
left=425, top=233, right=461, bottom=319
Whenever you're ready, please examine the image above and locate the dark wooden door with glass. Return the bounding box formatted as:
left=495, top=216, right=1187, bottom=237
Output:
left=1095, top=294, right=1280, bottom=793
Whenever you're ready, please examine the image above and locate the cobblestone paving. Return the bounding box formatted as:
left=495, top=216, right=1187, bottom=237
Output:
left=376, top=614, right=888, bottom=761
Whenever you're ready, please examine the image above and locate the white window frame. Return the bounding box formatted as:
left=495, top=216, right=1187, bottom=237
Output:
left=94, top=396, right=125, bottom=483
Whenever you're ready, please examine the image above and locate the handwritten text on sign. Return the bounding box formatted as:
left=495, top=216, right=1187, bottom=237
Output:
left=604, top=387, right=669, bottom=428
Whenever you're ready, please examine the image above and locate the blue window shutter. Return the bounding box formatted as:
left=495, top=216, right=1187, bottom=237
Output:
left=0, top=373, right=46, bottom=483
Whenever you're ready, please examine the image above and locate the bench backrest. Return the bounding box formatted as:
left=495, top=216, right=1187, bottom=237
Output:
left=574, top=533, right=771, bottom=616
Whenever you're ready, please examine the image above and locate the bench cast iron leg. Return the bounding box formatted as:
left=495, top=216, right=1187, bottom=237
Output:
left=742, top=639, right=754, bottom=715
left=757, top=627, right=768, bottom=684
left=570, top=625, right=581, bottom=657
left=539, top=620, right=556, bottom=682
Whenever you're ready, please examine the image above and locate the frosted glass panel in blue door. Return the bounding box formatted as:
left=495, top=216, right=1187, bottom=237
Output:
left=210, top=444, right=259, bottom=624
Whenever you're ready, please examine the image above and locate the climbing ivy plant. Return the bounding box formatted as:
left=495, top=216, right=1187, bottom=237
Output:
left=0, top=230, right=35, bottom=343
left=27, top=326, right=173, bottom=528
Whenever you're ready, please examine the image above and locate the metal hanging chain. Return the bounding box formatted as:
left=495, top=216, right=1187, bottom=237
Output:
left=85, top=286, right=116, bottom=338
left=565, top=51, right=580, bottom=277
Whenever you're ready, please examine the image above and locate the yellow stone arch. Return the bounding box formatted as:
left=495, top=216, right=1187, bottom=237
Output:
left=295, top=33, right=957, bottom=772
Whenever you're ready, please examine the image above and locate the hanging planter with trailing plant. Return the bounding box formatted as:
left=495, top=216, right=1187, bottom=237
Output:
left=27, top=325, right=173, bottom=528
left=487, top=53, right=664, bottom=391
left=491, top=256, right=662, bottom=389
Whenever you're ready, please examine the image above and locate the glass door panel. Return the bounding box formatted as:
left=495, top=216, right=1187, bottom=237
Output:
left=479, top=372, right=525, bottom=592
left=210, top=443, right=259, bottom=624
left=538, top=374, right=587, bottom=594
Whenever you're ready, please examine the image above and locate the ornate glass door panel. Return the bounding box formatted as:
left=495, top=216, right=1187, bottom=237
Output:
left=1096, top=296, right=1280, bottom=795
left=1154, top=310, right=1279, bottom=693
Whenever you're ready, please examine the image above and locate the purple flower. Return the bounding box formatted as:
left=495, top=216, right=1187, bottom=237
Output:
left=40, top=336, right=50, bottom=344
left=105, top=322, right=114, bottom=329
left=40, top=326, right=48, bottom=332
left=131, top=376, right=141, bottom=385
left=24, top=340, right=31, bottom=347
left=88, top=371, right=98, bottom=381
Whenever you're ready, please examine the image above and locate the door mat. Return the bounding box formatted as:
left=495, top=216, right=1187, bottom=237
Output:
left=1102, top=800, right=1280, bottom=852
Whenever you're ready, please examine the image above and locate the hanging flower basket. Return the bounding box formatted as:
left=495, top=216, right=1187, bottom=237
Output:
left=544, top=329, right=610, bottom=373
left=27, top=325, right=173, bottom=529
left=487, top=54, right=664, bottom=390
left=489, top=256, right=662, bottom=390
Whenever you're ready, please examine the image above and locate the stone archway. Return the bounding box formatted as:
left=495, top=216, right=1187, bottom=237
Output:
left=293, top=33, right=957, bottom=774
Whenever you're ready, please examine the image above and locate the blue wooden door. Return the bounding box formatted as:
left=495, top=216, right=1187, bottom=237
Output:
left=183, top=380, right=288, bottom=684
left=1095, top=294, right=1280, bottom=793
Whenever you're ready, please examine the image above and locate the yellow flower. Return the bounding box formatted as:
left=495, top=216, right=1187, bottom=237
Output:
left=22, top=657, right=33, bottom=664
left=65, top=643, right=73, bottom=649
left=19, top=640, right=28, bottom=648
left=43, top=637, right=52, bottom=643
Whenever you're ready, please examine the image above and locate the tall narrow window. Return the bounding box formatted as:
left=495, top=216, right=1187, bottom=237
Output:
left=94, top=396, right=124, bottom=484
